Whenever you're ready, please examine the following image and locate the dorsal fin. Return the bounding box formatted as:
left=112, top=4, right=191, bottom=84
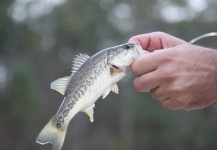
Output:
left=71, top=53, right=90, bottom=76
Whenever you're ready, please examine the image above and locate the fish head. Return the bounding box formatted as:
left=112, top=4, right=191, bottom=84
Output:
left=107, top=42, right=144, bottom=72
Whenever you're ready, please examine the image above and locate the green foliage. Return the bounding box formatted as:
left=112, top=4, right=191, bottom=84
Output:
left=0, top=0, right=13, bottom=55
left=0, top=62, right=40, bottom=149
left=8, top=63, right=39, bottom=124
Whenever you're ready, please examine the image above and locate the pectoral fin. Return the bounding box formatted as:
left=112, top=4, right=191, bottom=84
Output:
left=83, top=104, right=95, bottom=122
left=102, top=83, right=119, bottom=99
left=111, top=83, right=119, bottom=94
left=102, top=89, right=111, bottom=99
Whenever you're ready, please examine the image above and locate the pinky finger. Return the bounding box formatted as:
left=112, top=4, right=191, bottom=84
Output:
left=160, top=98, right=182, bottom=110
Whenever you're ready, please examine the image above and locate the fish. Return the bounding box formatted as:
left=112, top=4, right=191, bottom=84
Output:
left=36, top=42, right=144, bottom=150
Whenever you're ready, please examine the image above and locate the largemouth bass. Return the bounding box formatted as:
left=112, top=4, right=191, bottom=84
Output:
left=36, top=42, right=144, bottom=150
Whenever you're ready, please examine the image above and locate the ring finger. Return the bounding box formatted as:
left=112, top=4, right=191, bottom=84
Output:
left=150, top=86, right=170, bottom=101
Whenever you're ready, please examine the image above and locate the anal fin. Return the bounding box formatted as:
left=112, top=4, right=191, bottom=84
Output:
left=102, top=89, right=111, bottom=99
left=83, top=104, right=95, bottom=122
left=111, top=83, right=119, bottom=94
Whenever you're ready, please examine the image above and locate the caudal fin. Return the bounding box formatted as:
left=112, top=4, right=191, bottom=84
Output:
left=36, top=119, right=67, bottom=150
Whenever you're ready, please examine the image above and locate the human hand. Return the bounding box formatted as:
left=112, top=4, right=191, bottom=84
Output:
left=129, top=32, right=217, bottom=111
left=129, top=32, right=187, bottom=51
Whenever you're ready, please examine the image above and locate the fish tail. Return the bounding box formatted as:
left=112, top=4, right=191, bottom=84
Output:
left=36, top=119, right=67, bottom=150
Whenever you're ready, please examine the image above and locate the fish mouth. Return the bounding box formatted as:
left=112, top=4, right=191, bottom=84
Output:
left=109, top=64, right=127, bottom=75
left=110, top=64, right=129, bottom=73
left=111, top=64, right=119, bottom=69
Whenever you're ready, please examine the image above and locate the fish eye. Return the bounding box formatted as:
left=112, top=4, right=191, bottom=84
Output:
left=126, top=45, right=130, bottom=49
left=124, top=43, right=134, bottom=49
left=125, top=44, right=130, bottom=49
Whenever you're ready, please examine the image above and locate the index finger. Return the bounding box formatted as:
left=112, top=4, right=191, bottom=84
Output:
left=131, top=50, right=166, bottom=76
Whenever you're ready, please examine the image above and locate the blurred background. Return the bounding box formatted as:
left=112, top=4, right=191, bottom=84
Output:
left=1, top=0, right=217, bottom=149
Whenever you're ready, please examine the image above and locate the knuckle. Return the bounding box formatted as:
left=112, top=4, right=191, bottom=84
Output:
left=150, top=88, right=160, bottom=100
left=153, top=31, right=166, bottom=37
left=133, top=78, right=146, bottom=92
left=131, top=63, right=139, bottom=75
left=133, top=82, right=141, bottom=92
left=168, top=85, right=183, bottom=95
left=161, top=51, right=177, bottom=64
left=134, top=74, right=153, bottom=92
left=160, top=99, right=170, bottom=108
left=160, top=98, right=183, bottom=110
left=131, top=58, right=144, bottom=76
left=176, top=97, right=191, bottom=111
left=162, top=67, right=177, bottom=81
left=163, top=54, right=174, bottom=63
left=160, top=62, right=179, bottom=81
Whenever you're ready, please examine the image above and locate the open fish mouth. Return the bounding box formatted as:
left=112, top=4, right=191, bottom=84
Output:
left=109, top=64, right=123, bottom=75
left=111, top=64, right=119, bottom=69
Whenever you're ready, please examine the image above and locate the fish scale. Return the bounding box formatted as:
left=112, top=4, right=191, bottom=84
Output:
left=36, top=42, right=144, bottom=150
left=52, top=51, right=110, bottom=129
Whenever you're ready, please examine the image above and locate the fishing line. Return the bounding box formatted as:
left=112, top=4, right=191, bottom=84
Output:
left=189, top=32, right=217, bottom=44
